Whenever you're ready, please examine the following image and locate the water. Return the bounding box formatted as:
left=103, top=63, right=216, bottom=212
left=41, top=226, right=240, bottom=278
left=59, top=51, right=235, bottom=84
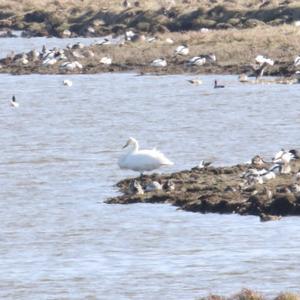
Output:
left=1, top=38, right=300, bottom=299
left=0, top=35, right=118, bottom=58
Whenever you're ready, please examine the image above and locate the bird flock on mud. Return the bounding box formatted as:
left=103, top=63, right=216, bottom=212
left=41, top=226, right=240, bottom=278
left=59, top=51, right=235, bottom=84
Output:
left=117, top=137, right=300, bottom=207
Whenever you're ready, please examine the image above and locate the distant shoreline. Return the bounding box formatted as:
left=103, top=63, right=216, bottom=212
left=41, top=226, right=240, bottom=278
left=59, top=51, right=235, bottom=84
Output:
left=0, top=1, right=299, bottom=38
left=0, top=25, right=299, bottom=78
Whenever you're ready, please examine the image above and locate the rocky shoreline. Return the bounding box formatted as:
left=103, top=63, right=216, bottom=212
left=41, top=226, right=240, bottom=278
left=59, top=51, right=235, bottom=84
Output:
left=106, top=156, right=300, bottom=221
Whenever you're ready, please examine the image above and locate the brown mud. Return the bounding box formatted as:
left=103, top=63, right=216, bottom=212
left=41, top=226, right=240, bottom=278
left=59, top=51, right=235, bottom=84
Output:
left=106, top=159, right=300, bottom=220
left=0, top=31, right=299, bottom=78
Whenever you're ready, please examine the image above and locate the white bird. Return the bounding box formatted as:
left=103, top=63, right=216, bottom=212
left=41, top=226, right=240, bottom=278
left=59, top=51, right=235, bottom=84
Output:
left=200, top=28, right=209, bottom=33
left=125, top=30, right=136, bottom=41
left=145, top=181, right=163, bottom=192
left=146, top=36, right=156, bottom=43
left=239, top=74, right=249, bottom=83
left=42, top=57, right=57, bottom=66
left=197, top=160, right=212, bottom=169
left=10, top=95, right=19, bottom=108
left=165, top=38, right=174, bottom=44
left=255, top=55, right=274, bottom=66
left=150, top=58, right=167, bottom=67
left=188, top=56, right=206, bottom=66
left=16, top=54, right=29, bottom=65
left=63, top=79, right=72, bottom=87
left=31, top=49, right=40, bottom=61
left=261, top=171, right=276, bottom=182
left=60, top=61, right=83, bottom=71
left=87, top=26, right=95, bottom=33
left=175, top=44, right=189, bottom=56
left=294, top=56, right=300, bottom=66
left=72, top=50, right=84, bottom=59
left=273, top=149, right=285, bottom=161
left=187, top=79, right=202, bottom=85
left=100, top=57, right=112, bottom=65
left=273, top=150, right=294, bottom=164
left=118, top=137, right=174, bottom=174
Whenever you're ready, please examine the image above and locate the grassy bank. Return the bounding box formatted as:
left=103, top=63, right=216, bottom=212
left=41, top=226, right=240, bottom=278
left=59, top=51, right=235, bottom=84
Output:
left=1, top=24, right=299, bottom=76
left=1, top=0, right=300, bottom=37
left=199, top=289, right=300, bottom=300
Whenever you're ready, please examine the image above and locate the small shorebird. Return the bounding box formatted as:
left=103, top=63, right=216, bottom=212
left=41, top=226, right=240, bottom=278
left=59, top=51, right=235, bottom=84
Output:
left=10, top=95, right=19, bottom=108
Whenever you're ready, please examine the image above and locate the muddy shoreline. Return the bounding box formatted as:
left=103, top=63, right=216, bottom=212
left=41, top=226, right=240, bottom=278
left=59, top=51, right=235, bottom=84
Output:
left=0, top=29, right=299, bottom=78
left=106, top=158, right=300, bottom=220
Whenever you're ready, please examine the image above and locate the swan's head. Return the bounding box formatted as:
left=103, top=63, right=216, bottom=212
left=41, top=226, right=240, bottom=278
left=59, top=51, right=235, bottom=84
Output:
left=122, top=137, right=138, bottom=149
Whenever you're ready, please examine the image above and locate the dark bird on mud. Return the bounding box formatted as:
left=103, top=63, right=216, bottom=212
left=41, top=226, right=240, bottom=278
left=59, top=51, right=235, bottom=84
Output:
left=251, top=155, right=268, bottom=166
left=214, top=80, right=225, bottom=88
left=163, top=179, right=175, bottom=191
left=253, top=62, right=270, bottom=79
left=122, top=0, right=131, bottom=8
left=129, top=179, right=144, bottom=195
left=289, top=149, right=300, bottom=159
left=259, top=213, right=281, bottom=222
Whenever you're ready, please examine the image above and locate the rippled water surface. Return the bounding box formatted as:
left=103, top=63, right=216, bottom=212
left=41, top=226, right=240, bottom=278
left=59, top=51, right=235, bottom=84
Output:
left=1, top=38, right=300, bottom=299
left=0, top=35, right=113, bottom=58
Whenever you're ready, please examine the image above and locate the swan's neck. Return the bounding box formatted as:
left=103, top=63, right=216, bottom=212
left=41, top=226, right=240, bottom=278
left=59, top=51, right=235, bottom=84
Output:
left=125, top=140, right=139, bottom=155
left=130, top=140, right=139, bottom=152
left=124, top=139, right=139, bottom=155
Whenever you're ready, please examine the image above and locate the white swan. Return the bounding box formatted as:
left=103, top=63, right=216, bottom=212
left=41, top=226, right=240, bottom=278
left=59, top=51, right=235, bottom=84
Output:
left=118, top=137, right=174, bottom=174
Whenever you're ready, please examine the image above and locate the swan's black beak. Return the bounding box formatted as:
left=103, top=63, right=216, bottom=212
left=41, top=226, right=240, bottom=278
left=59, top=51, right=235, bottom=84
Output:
left=122, top=141, right=129, bottom=149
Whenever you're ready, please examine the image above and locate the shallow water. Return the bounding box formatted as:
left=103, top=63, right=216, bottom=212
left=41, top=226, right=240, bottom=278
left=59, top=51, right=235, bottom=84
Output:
left=0, top=35, right=117, bottom=58
left=1, top=38, right=300, bottom=299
